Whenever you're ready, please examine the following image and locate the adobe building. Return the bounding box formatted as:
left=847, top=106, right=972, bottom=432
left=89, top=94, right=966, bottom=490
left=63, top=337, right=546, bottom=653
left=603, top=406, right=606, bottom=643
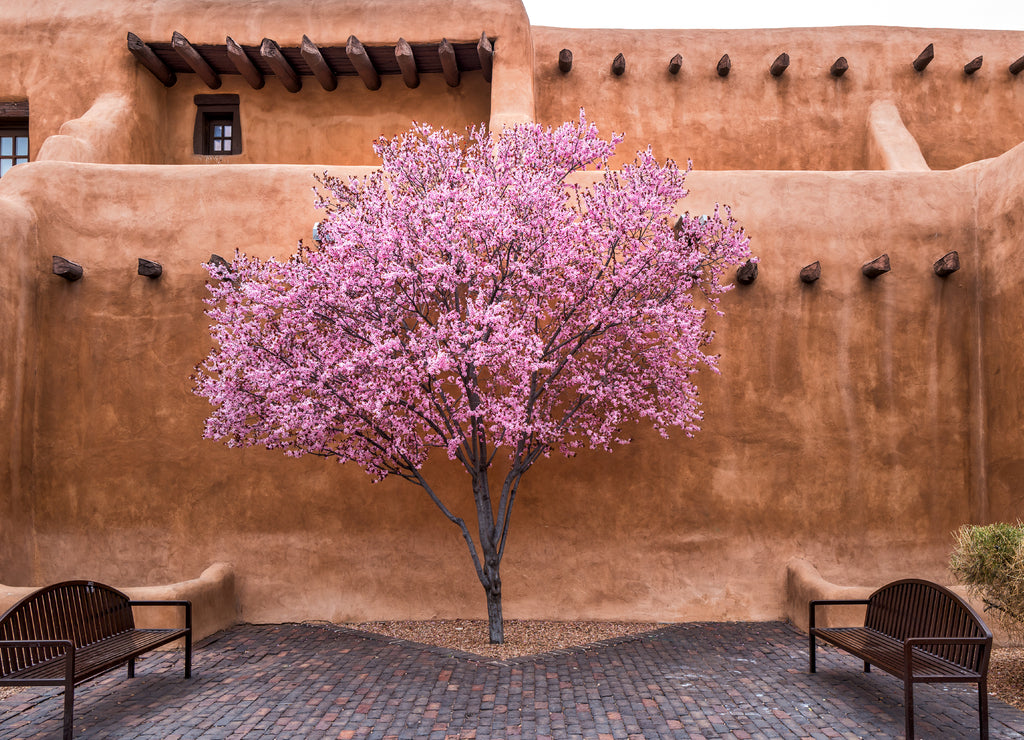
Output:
left=1, top=0, right=1023, bottom=638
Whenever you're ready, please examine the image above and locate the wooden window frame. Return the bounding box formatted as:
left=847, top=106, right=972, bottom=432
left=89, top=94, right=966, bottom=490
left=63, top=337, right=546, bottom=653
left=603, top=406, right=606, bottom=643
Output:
left=193, top=94, right=241, bottom=156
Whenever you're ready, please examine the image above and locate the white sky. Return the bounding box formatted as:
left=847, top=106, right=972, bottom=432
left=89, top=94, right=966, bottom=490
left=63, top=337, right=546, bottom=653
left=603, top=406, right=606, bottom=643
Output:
left=520, top=0, right=1024, bottom=31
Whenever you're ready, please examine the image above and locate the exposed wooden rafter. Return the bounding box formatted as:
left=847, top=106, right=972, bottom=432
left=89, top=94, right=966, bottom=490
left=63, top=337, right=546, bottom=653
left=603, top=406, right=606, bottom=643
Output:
left=226, top=36, right=265, bottom=89
left=172, top=31, right=221, bottom=89
left=477, top=33, right=493, bottom=83
left=346, top=36, right=381, bottom=90
left=439, top=38, right=460, bottom=87
left=303, top=36, right=338, bottom=91
left=260, top=38, right=302, bottom=92
left=126, top=32, right=176, bottom=87
left=395, top=38, right=420, bottom=88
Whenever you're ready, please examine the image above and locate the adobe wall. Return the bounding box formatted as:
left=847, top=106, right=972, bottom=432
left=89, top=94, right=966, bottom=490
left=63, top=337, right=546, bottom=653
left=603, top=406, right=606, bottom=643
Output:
left=0, top=153, right=1012, bottom=624
left=532, top=26, right=1024, bottom=170
left=0, top=0, right=534, bottom=165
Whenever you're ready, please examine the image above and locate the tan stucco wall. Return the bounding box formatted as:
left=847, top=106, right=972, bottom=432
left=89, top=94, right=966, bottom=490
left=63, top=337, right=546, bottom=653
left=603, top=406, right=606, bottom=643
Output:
left=533, top=26, right=1024, bottom=170
left=0, top=147, right=1020, bottom=624
left=0, top=0, right=1023, bottom=628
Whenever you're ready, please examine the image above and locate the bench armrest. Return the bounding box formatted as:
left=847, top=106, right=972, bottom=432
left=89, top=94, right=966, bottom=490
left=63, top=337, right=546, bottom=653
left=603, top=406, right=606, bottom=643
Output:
left=0, top=639, right=75, bottom=682
left=129, top=600, right=192, bottom=631
left=902, top=636, right=992, bottom=677
left=809, top=599, right=870, bottom=630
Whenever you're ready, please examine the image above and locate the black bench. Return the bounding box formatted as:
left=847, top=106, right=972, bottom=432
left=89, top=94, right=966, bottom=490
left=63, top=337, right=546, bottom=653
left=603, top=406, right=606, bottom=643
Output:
left=0, top=580, right=191, bottom=740
left=809, top=578, right=992, bottom=739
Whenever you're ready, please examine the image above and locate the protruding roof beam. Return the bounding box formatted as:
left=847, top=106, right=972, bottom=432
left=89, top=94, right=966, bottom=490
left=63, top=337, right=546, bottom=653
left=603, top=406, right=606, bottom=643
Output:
left=346, top=36, right=381, bottom=91
left=717, top=54, right=731, bottom=77
left=138, top=258, right=163, bottom=279
left=770, top=53, right=790, bottom=77
left=964, top=55, right=983, bottom=75
left=226, top=36, right=264, bottom=89
left=126, top=32, right=176, bottom=87
left=395, top=38, right=420, bottom=88
left=934, top=251, right=960, bottom=277
left=830, top=57, right=849, bottom=77
left=1011, top=55, right=1024, bottom=75
left=669, top=54, right=682, bottom=75
left=477, top=32, right=493, bottom=83
left=303, top=35, right=338, bottom=91
left=261, top=38, right=301, bottom=92
left=172, top=31, right=221, bottom=89
left=439, top=38, right=460, bottom=86
left=612, top=53, right=625, bottom=76
left=736, top=260, right=758, bottom=285
left=862, top=254, right=890, bottom=279
left=913, top=43, right=934, bottom=72
left=558, top=49, right=573, bottom=73
left=800, top=261, right=821, bottom=284
left=53, top=256, right=83, bottom=281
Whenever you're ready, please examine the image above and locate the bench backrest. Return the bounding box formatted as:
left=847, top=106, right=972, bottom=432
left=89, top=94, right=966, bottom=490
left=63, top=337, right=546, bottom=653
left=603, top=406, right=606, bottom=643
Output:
left=0, top=581, right=136, bottom=675
left=865, top=578, right=992, bottom=672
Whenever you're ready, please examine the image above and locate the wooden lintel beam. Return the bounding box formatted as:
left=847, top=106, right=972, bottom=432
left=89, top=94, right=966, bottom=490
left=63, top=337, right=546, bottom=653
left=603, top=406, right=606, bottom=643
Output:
left=612, top=53, right=625, bottom=76
left=226, top=36, right=264, bottom=89
left=439, top=38, right=460, bottom=87
left=172, top=31, right=221, bottom=89
left=558, top=48, right=573, bottom=73
left=477, top=32, right=493, bottom=83
left=770, top=53, right=790, bottom=77
left=346, top=35, right=381, bottom=91
left=913, top=43, right=934, bottom=72
left=53, top=256, right=83, bottom=281
left=126, top=32, right=176, bottom=87
left=830, top=57, right=849, bottom=77
left=138, top=258, right=163, bottom=278
left=1011, top=55, right=1024, bottom=75
left=669, top=54, right=682, bottom=75
left=303, top=35, right=338, bottom=91
left=261, top=38, right=301, bottom=92
left=395, top=38, right=420, bottom=88
left=717, top=54, right=731, bottom=77
left=964, top=55, right=983, bottom=75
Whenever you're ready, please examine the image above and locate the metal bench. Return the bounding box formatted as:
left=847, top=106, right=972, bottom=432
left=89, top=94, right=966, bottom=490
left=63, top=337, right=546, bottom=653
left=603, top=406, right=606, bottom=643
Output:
left=0, top=580, right=191, bottom=739
left=809, top=578, right=992, bottom=739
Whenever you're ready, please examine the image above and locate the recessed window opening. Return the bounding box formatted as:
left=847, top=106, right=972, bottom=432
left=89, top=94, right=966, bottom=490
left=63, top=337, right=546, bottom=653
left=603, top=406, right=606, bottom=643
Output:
left=193, top=94, right=241, bottom=156
left=0, top=101, right=29, bottom=178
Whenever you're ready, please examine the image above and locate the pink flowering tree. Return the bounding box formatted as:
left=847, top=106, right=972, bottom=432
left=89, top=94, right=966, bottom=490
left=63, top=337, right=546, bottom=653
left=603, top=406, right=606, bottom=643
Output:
left=194, top=113, right=750, bottom=643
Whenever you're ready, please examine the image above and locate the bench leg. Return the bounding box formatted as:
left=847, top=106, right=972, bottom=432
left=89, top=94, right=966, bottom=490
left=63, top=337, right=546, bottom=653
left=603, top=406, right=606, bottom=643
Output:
left=905, top=680, right=915, bottom=739
left=809, top=633, right=816, bottom=673
left=63, top=677, right=74, bottom=740
left=979, top=678, right=989, bottom=739
left=864, top=660, right=871, bottom=673
left=128, top=657, right=135, bottom=679
left=185, top=634, right=192, bottom=679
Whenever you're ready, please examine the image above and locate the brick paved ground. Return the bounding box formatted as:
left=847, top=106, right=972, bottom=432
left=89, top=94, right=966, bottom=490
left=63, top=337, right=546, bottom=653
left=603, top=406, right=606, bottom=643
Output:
left=1, top=621, right=1021, bottom=739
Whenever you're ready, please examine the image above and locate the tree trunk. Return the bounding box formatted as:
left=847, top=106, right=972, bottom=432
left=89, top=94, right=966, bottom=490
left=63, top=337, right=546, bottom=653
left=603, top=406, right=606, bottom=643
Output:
left=486, top=576, right=503, bottom=644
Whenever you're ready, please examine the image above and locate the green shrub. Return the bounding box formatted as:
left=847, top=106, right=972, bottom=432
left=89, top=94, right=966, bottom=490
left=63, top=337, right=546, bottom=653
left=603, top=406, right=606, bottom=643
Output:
left=950, top=522, right=1024, bottom=640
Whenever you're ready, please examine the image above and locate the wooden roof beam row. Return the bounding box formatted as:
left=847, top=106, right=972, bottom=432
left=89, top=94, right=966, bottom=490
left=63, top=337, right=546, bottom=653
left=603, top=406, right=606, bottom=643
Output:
left=127, top=32, right=495, bottom=91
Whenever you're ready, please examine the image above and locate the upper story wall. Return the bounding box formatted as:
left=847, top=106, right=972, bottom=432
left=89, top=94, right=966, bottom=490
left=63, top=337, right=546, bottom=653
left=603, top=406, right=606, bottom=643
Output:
left=0, top=0, right=534, bottom=166
left=533, top=26, right=1024, bottom=170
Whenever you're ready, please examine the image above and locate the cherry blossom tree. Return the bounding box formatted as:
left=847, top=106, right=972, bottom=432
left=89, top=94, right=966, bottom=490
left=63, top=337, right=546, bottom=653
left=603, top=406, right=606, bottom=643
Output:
left=193, top=113, right=750, bottom=643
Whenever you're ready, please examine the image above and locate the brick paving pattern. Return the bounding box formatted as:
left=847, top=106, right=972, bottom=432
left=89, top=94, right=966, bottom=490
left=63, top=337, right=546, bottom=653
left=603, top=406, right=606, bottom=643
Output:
left=1, top=621, right=1021, bottom=738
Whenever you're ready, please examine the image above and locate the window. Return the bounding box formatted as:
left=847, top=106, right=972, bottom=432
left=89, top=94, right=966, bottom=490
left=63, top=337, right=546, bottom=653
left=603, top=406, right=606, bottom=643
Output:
left=0, top=101, right=29, bottom=177
left=193, top=94, right=241, bottom=156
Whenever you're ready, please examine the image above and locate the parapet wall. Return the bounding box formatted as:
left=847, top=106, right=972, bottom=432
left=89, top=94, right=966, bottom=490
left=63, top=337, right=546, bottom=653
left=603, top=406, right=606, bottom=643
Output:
left=533, top=26, right=1024, bottom=170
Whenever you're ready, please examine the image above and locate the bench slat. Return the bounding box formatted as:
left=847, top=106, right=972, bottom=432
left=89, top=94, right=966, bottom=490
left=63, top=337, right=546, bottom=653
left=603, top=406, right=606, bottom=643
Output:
left=2, top=629, right=189, bottom=684
left=814, top=627, right=981, bottom=680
